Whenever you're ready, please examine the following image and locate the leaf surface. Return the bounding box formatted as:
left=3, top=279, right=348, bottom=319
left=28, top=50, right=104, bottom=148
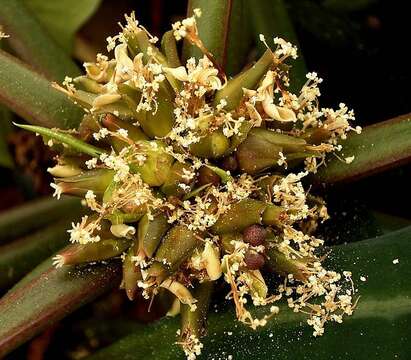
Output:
left=0, top=257, right=121, bottom=357
left=0, top=50, right=83, bottom=129
left=0, top=0, right=81, bottom=80
left=316, top=113, right=411, bottom=183
left=0, top=196, right=81, bottom=244
left=23, top=0, right=101, bottom=53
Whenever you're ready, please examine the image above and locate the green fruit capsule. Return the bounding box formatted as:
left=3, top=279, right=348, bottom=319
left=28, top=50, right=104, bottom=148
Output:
left=189, top=130, right=229, bottom=159
left=266, top=247, right=310, bottom=282
left=105, top=209, right=145, bottom=225
left=220, top=232, right=243, bottom=253
left=161, top=162, right=193, bottom=197
left=73, top=76, right=105, bottom=94
left=135, top=213, right=170, bottom=258
left=137, top=89, right=175, bottom=138
left=133, top=29, right=180, bottom=93
left=148, top=225, right=200, bottom=281
left=161, top=30, right=182, bottom=68
left=197, top=166, right=221, bottom=187
left=130, top=141, right=174, bottom=186
left=211, top=199, right=285, bottom=234
left=155, top=225, right=200, bottom=271
left=255, top=175, right=283, bottom=201
left=255, top=129, right=308, bottom=153
left=213, top=49, right=273, bottom=111
left=122, top=247, right=142, bottom=300
left=180, top=281, right=213, bottom=344
left=302, top=127, right=332, bottom=145
left=262, top=204, right=286, bottom=227
left=102, top=113, right=148, bottom=151
left=55, top=169, right=114, bottom=198
left=78, top=114, right=101, bottom=141
left=236, top=128, right=307, bottom=174
left=211, top=199, right=266, bottom=234
left=54, top=239, right=131, bottom=267
left=224, top=121, right=253, bottom=155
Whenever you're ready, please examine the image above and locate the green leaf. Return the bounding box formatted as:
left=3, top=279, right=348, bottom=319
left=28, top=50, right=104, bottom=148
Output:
left=0, top=105, right=13, bottom=168
left=316, top=113, right=411, bottom=183
left=0, top=50, right=84, bottom=128
left=223, top=0, right=254, bottom=76
left=0, top=196, right=81, bottom=245
left=0, top=0, right=81, bottom=81
left=23, top=0, right=102, bottom=54
left=372, top=211, right=411, bottom=235
left=87, top=226, right=411, bottom=359
left=15, top=123, right=104, bottom=157
left=247, top=0, right=307, bottom=90
left=0, top=256, right=121, bottom=357
left=183, top=0, right=253, bottom=76
left=0, top=219, right=77, bottom=290
left=183, top=0, right=232, bottom=68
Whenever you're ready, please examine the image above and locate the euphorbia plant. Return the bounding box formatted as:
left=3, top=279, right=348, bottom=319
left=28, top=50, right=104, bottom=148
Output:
left=9, top=9, right=363, bottom=358
left=0, top=1, right=410, bottom=359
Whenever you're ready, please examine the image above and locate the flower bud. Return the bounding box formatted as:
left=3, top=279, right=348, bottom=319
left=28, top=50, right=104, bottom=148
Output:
left=211, top=199, right=267, bottom=234
left=197, top=166, right=221, bottom=187
left=220, top=232, right=242, bottom=253
left=53, top=239, right=131, bottom=267
left=236, top=128, right=307, bottom=174
left=247, top=270, right=268, bottom=299
left=105, top=209, right=145, bottom=225
left=180, top=281, right=213, bottom=345
left=189, top=130, right=229, bottom=159
left=122, top=248, right=142, bottom=300
left=135, top=213, right=170, bottom=258
left=266, top=248, right=309, bottom=282
left=213, top=50, right=273, bottom=111
left=220, top=155, right=238, bottom=172
left=302, top=127, right=332, bottom=145
left=262, top=204, right=286, bottom=227
left=47, top=164, right=82, bottom=178
left=102, top=113, right=148, bottom=152
left=148, top=225, right=200, bottom=282
left=110, top=223, right=136, bottom=238
left=255, top=175, right=283, bottom=201
left=161, top=162, right=193, bottom=197
left=131, top=141, right=174, bottom=186
left=140, top=89, right=175, bottom=138
left=160, top=279, right=197, bottom=310
left=73, top=76, right=105, bottom=94
left=161, top=30, right=182, bottom=68
left=202, top=242, right=222, bottom=281
left=55, top=169, right=114, bottom=198
left=78, top=114, right=101, bottom=141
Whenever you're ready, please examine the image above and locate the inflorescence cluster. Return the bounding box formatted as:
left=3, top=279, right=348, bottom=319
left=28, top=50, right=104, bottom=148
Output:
left=30, top=10, right=360, bottom=359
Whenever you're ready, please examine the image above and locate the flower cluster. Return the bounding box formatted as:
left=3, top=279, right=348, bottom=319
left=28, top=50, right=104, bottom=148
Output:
left=43, top=10, right=361, bottom=359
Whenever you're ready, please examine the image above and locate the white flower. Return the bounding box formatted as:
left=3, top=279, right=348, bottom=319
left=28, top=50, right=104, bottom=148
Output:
left=50, top=183, right=62, bottom=200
